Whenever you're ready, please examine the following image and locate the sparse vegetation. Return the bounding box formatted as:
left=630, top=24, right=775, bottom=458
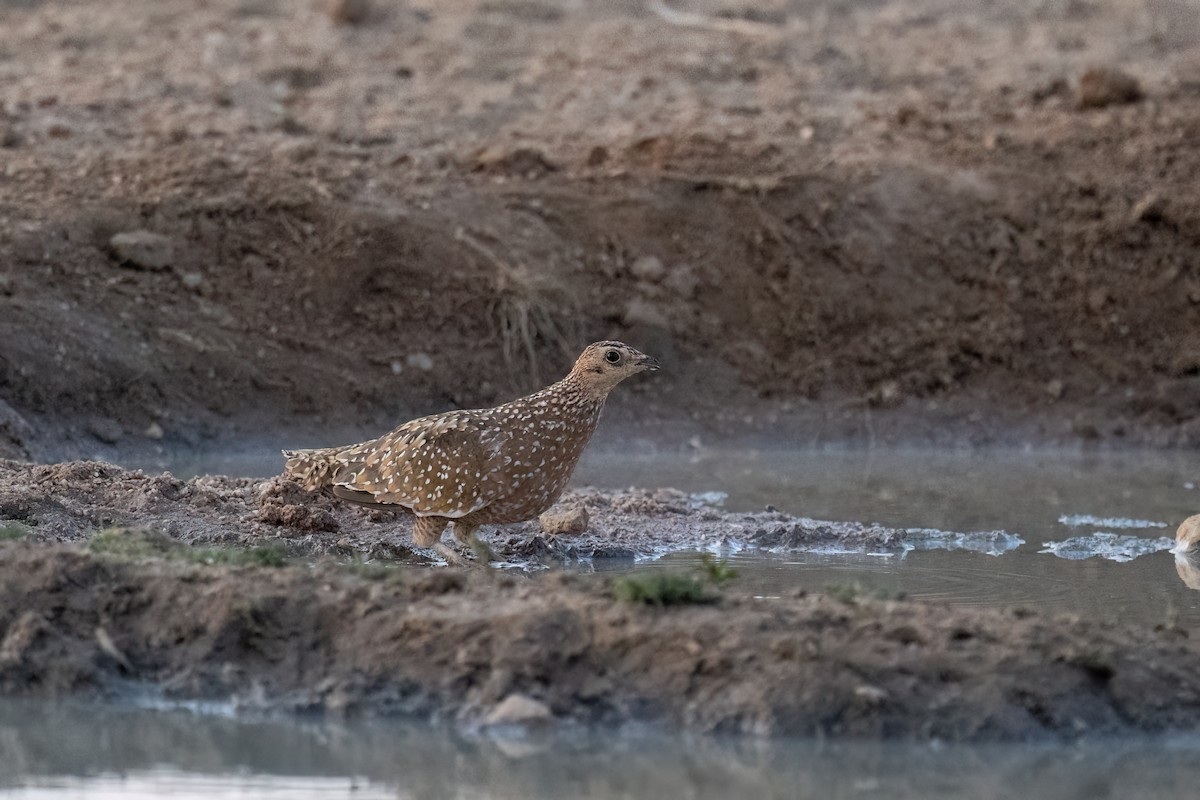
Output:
left=698, top=553, right=737, bottom=586
left=0, top=523, right=28, bottom=541
left=612, top=572, right=713, bottom=606
left=613, top=553, right=739, bottom=606
left=88, top=527, right=287, bottom=568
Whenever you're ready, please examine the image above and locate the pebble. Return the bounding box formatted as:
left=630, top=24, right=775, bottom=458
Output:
left=484, top=694, right=553, bottom=727
left=1077, top=67, right=1142, bottom=109
left=539, top=505, right=589, bottom=535
left=1130, top=193, right=1165, bottom=224
left=406, top=352, right=434, bottom=371
left=630, top=255, right=666, bottom=283
left=110, top=230, right=174, bottom=271
left=327, top=0, right=370, bottom=24
left=144, top=422, right=164, bottom=440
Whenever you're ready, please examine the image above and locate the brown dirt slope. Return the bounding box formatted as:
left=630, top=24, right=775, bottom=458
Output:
left=1, top=541, right=1197, bottom=740
left=1, top=0, right=1200, bottom=455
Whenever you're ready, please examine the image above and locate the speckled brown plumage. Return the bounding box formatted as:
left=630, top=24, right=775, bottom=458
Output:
left=283, top=341, right=659, bottom=553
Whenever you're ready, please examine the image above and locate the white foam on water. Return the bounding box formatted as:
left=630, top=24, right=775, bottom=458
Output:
left=1058, top=514, right=1168, bottom=529
left=1040, top=532, right=1175, bottom=562
left=902, top=528, right=1025, bottom=557
left=687, top=490, right=729, bottom=508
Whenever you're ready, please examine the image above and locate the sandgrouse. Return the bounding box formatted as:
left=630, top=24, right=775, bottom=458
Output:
left=282, top=341, right=659, bottom=559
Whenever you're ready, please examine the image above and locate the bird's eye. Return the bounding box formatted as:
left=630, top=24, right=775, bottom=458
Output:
left=605, top=350, right=621, bottom=364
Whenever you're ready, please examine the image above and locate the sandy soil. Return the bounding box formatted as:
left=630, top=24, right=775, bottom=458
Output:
left=2, top=0, right=1200, bottom=461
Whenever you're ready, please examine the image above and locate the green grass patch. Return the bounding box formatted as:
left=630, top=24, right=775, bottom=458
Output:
left=612, top=553, right=740, bottom=607
left=88, top=527, right=287, bottom=568
left=187, top=544, right=287, bottom=568
left=0, top=522, right=29, bottom=541
left=698, top=553, right=737, bottom=586
left=612, top=573, right=714, bottom=606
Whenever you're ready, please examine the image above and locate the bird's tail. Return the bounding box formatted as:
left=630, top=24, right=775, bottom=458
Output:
left=281, top=446, right=344, bottom=492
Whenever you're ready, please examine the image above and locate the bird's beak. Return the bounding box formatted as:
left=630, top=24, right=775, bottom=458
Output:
left=637, top=354, right=661, bottom=371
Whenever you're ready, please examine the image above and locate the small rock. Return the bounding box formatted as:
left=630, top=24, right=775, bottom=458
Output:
left=1077, top=67, right=1142, bottom=109
left=539, top=505, right=589, bottom=536
left=110, top=230, right=174, bottom=271
left=327, top=0, right=370, bottom=24
left=0, top=127, right=22, bottom=149
left=405, top=352, right=434, bottom=371
left=1130, top=193, right=1166, bottom=224
left=630, top=255, right=666, bottom=283
left=853, top=685, right=888, bottom=706
left=1046, top=379, right=1065, bottom=400
left=144, top=422, right=164, bottom=440
left=180, top=272, right=204, bottom=290
left=484, top=694, right=553, bottom=727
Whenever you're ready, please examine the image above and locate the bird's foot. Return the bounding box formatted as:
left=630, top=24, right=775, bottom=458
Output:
left=432, top=542, right=469, bottom=566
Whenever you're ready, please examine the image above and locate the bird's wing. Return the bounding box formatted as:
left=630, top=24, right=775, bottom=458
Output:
left=329, top=412, right=505, bottom=517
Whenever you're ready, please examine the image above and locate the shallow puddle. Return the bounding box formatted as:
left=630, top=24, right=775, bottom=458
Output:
left=582, top=448, right=1200, bottom=628
left=136, top=445, right=1200, bottom=628
left=3, top=700, right=1200, bottom=799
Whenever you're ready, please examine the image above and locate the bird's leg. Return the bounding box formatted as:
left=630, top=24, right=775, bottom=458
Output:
left=452, top=522, right=495, bottom=564
left=412, top=516, right=464, bottom=565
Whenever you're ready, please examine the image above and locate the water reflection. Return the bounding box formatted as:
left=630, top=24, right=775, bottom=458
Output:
left=1176, top=556, right=1200, bottom=592
left=3, top=701, right=1200, bottom=800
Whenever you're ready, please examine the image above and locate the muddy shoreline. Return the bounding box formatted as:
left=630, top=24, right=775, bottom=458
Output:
left=1, top=459, right=1198, bottom=741
left=2, top=541, right=1198, bottom=741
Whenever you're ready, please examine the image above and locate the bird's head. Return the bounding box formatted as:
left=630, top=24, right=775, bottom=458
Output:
left=569, top=341, right=660, bottom=396
left=1175, top=515, right=1200, bottom=556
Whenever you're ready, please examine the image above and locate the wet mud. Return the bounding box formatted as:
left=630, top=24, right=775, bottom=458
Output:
left=1, top=459, right=1198, bottom=741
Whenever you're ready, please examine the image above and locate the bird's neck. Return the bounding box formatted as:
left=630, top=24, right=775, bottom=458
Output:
left=555, top=372, right=612, bottom=407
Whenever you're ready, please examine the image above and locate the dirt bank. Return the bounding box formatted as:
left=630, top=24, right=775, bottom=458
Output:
left=1, top=540, right=1198, bottom=741
left=3, top=0, right=1200, bottom=459
left=0, top=458, right=1194, bottom=741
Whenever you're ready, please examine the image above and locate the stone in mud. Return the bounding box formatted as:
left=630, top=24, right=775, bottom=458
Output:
left=630, top=255, right=666, bottom=283
left=484, top=694, right=553, bottom=727
left=538, top=505, right=589, bottom=535
left=1077, top=67, right=1142, bottom=109
left=327, top=0, right=370, bottom=25
left=109, top=230, right=174, bottom=271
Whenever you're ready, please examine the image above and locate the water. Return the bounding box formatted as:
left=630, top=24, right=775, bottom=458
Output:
left=11, top=447, right=1200, bottom=796
left=138, top=446, right=1200, bottom=627
left=3, top=700, right=1200, bottom=800
left=581, top=447, right=1200, bottom=627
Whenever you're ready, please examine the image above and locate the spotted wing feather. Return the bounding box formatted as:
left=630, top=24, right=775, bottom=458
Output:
left=331, top=412, right=507, bottom=517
